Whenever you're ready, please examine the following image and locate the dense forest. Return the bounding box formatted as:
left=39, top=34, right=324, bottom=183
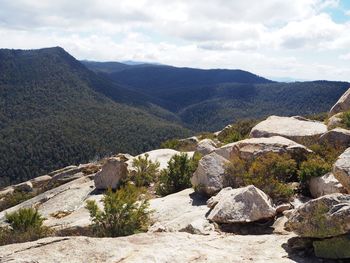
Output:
left=85, top=61, right=350, bottom=131
left=0, top=48, right=190, bottom=187
left=0, top=47, right=349, bottom=187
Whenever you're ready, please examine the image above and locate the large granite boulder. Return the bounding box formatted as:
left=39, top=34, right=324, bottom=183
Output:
left=249, top=116, right=327, bottom=143
left=329, top=87, right=350, bottom=116
left=149, top=188, right=211, bottom=233
left=191, top=152, right=229, bottom=196
left=0, top=232, right=298, bottom=263
left=285, top=193, right=350, bottom=238
left=319, top=128, right=350, bottom=147
left=309, top=173, right=347, bottom=198
left=333, top=147, right=350, bottom=192
left=94, top=157, right=128, bottom=190
left=195, top=139, right=217, bottom=155
left=313, top=234, right=350, bottom=259
left=207, top=186, right=276, bottom=224
left=214, top=136, right=311, bottom=161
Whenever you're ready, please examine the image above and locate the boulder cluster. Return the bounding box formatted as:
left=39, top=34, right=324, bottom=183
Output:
left=1, top=87, right=350, bottom=261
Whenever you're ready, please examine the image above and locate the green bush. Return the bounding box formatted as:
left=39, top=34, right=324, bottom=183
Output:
left=225, top=153, right=297, bottom=201
left=6, top=208, right=45, bottom=232
left=156, top=153, right=201, bottom=196
left=131, top=154, right=160, bottom=187
left=86, top=184, right=151, bottom=237
left=0, top=208, right=50, bottom=246
left=298, top=156, right=332, bottom=183
left=218, top=119, right=258, bottom=144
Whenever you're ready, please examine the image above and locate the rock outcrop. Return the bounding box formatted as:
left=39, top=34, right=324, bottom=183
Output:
left=94, top=157, right=128, bottom=190
left=214, top=136, right=311, bottom=160
left=319, top=128, right=350, bottom=146
left=309, top=173, right=346, bottom=198
left=191, top=152, right=229, bottom=196
left=285, top=193, right=350, bottom=238
left=249, top=116, right=327, bottom=143
left=0, top=177, right=96, bottom=232
left=333, top=147, right=350, bottom=192
left=195, top=139, right=217, bottom=155
left=207, top=186, right=276, bottom=223
left=329, top=87, right=350, bottom=116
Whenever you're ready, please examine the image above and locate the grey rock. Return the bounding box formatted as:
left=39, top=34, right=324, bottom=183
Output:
left=313, top=234, right=350, bottom=259
left=329, top=87, right=350, bottom=116
left=191, top=152, right=229, bottom=196
left=309, top=173, right=347, bottom=198
left=333, top=147, right=350, bottom=192
left=94, top=157, right=128, bottom=190
left=250, top=116, right=327, bottom=143
left=207, top=185, right=276, bottom=224
left=285, top=193, right=350, bottom=238
left=195, top=139, right=217, bottom=155
left=319, top=128, right=350, bottom=147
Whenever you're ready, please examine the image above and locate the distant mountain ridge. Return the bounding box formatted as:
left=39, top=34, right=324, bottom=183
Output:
left=84, top=60, right=349, bottom=130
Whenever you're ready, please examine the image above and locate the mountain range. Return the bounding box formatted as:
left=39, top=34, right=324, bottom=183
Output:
left=0, top=47, right=349, bottom=186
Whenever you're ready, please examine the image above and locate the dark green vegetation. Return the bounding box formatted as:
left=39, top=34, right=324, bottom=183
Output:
left=225, top=153, right=297, bottom=202
left=217, top=119, right=258, bottom=143
left=156, top=153, right=201, bottom=196
left=87, top=62, right=350, bottom=131
left=1, top=47, right=349, bottom=187
left=86, top=184, right=150, bottom=237
left=0, top=208, right=51, bottom=245
left=0, top=47, right=190, bottom=187
left=131, top=154, right=160, bottom=187
left=225, top=140, right=342, bottom=201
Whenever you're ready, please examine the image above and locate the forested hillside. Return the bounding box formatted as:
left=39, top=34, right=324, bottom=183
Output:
left=0, top=47, right=190, bottom=187
left=86, top=62, right=350, bottom=131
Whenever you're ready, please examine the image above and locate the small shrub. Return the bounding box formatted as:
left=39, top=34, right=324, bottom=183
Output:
left=131, top=154, right=160, bottom=187
left=308, top=142, right=345, bottom=166
left=298, top=156, right=332, bottom=183
left=218, top=119, right=258, bottom=144
left=156, top=153, right=200, bottom=196
left=86, top=184, right=151, bottom=237
left=0, top=208, right=50, bottom=245
left=225, top=153, right=297, bottom=201
left=6, top=207, right=45, bottom=232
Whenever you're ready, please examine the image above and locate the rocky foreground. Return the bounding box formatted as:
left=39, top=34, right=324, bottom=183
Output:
left=0, top=233, right=306, bottom=263
left=1, top=87, right=350, bottom=262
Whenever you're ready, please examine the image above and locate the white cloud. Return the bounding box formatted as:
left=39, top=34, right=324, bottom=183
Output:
left=0, top=0, right=349, bottom=81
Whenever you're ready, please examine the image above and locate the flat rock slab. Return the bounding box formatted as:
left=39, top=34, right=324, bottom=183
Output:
left=0, top=177, right=95, bottom=231
left=0, top=232, right=311, bottom=263
left=249, top=116, right=327, bottom=143
left=215, top=136, right=311, bottom=160
left=149, top=188, right=210, bottom=232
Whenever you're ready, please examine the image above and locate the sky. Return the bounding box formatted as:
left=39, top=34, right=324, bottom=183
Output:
left=0, top=0, right=350, bottom=81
